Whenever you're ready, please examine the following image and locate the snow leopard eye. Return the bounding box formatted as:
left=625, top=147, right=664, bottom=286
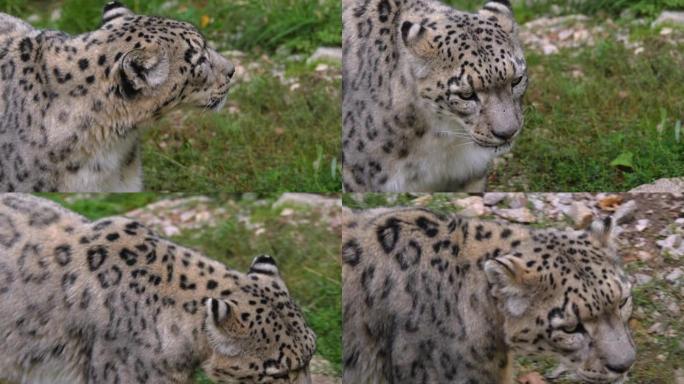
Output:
left=457, top=90, right=478, bottom=101
left=512, top=76, right=524, bottom=87
left=561, top=322, right=586, bottom=334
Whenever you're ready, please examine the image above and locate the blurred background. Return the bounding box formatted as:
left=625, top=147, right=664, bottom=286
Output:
left=0, top=0, right=343, bottom=193
left=41, top=193, right=342, bottom=384
left=345, top=192, right=684, bottom=384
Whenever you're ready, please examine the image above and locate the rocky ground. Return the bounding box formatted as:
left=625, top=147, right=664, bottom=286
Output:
left=345, top=192, right=684, bottom=383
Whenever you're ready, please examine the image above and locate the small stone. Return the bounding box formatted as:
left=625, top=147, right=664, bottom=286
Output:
left=557, top=193, right=575, bottom=205
left=660, top=27, right=674, bottom=35
left=636, top=251, right=655, bottom=262
left=163, top=225, right=181, bottom=237
left=542, top=43, right=559, bottom=55
left=280, top=208, right=295, bottom=217
left=634, top=273, right=653, bottom=286
left=507, top=193, right=528, bottom=209
left=255, top=228, right=266, bottom=236
left=657, top=234, right=682, bottom=249
left=494, top=208, right=536, bottom=224
left=558, top=29, right=574, bottom=41
left=307, top=47, right=343, bottom=64
left=636, top=219, right=650, bottom=232
left=665, top=268, right=683, bottom=284
left=667, top=301, right=680, bottom=316
left=568, top=202, right=593, bottom=229
left=179, top=211, right=194, bottom=222
left=274, top=193, right=341, bottom=209
left=50, top=9, right=61, bottom=22
left=675, top=368, right=684, bottom=384
left=656, top=354, right=667, bottom=362
left=453, top=196, right=486, bottom=217
left=315, top=64, right=329, bottom=72
left=483, top=193, right=507, bottom=206
left=648, top=322, right=665, bottom=334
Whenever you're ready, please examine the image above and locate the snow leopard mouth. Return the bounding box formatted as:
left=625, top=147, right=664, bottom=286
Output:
left=206, top=93, right=228, bottom=111
left=474, top=140, right=512, bottom=154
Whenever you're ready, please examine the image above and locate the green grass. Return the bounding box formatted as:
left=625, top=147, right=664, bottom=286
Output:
left=143, top=68, right=341, bottom=193
left=41, top=193, right=162, bottom=219
left=444, top=0, right=684, bottom=21
left=0, top=0, right=342, bottom=53
left=46, top=194, right=342, bottom=383
left=1, top=0, right=342, bottom=192
left=490, top=33, right=684, bottom=191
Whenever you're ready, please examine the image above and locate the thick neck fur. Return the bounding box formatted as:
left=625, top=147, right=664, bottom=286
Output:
left=342, top=210, right=515, bottom=383
left=0, top=23, right=160, bottom=191
left=32, top=30, right=150, bottom=150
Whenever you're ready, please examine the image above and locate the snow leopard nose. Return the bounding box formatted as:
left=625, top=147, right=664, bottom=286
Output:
left=491, top=122, right=519, bottom=141
left=488, top=102, right=520, bottom=141
left=605, top=362, right=632, bottom=374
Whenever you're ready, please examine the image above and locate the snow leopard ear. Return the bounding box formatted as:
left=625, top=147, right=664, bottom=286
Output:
left=205, top=299, right=249, bottom=356
left=118, top=48, right=169, bottom=99
left=248, top=254, right=280, bottom=277
left=102, top=1, right=134, bottom=25
left=479, top=0, right=516, bottom=32
left=400, top=21, right=437, bottom=59
left=589, top=216, right=622, bottom=252
left=484, top=254, right=536, bottom=317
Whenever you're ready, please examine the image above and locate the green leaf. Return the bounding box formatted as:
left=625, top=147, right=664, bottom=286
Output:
left=610, top=152, right=635, bottom=171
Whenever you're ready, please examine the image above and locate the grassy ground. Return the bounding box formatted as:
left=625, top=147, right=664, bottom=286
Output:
left=445, top=0, right=684, bottom=191
left=1, top=0, right=342, bottom=192
left=40, top=194, right=343, bottom=382
left=343, top=193, right=684, bottom=383
left=492, top=31, right=684, bottom=191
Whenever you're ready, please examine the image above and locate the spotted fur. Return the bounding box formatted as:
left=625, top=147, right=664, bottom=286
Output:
left=0, top=2, right=235, bottom=192
left=342, top=0, right=528, bottom=192
left=0, top=195, right=316, bottom=384
left=343, top=208, right=635, bottom=383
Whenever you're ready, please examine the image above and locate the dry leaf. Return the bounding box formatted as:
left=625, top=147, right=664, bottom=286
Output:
left=598, top=195, right=623, bottom=211
left=200, top=15, right=211, bottom=28
left=518, top=371, right=547, bottom=384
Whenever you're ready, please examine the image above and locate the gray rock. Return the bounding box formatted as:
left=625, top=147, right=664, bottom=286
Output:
left=634, top=273, right=653, bottom=286
left=653, top=11, right=684, bottom=27
left=630, top=178, right=684, bottom=195
left=507, top=193, right=528, bottom=209
left=635, top=219, right=650, bottom=232
left=665, top=268, right=683, bottom=284
left=494, top=208, right=537, bottom=224
left=307, top=47, right=342, bottom=64
left=568, top=202, right=593, bottom=229
left=483, top=193, right=507, bottom=206
left=453, top=196, right=487, bottom=217
left=274, top=193, right=341, bottom=209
